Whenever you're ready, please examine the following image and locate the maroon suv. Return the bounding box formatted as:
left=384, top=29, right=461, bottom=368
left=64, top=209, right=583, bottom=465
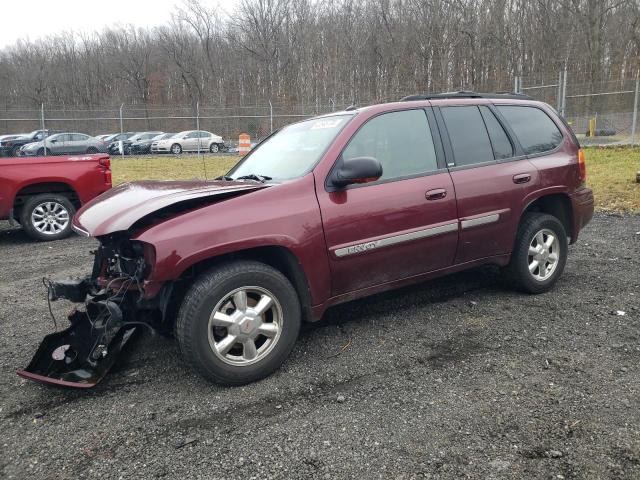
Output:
left=19, top=92, right=594, bottom=388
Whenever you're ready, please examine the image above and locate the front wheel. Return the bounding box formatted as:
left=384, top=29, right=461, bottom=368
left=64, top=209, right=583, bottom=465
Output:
left=503, top=213, right=568, bottom=294
left=170, top=143, right=182, bottom=154
left=175, top=260, right=301, bottom=385
left=20, top=194, right=76, bottom=241
left=209, top=143, right=220, bottom=153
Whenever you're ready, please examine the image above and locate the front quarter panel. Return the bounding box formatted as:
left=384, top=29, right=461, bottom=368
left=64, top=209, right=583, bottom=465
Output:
left=135, top=174, right=331, bottom=305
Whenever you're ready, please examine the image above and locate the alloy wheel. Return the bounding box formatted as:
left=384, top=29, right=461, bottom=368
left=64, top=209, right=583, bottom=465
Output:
left=207, top=286, right=283, bottom=366
left=527, top=228, right=560, bottom=281
left=30, top=201, right=70, bottom=236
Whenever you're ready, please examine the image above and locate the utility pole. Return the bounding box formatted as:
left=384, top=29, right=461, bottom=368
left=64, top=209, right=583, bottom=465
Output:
left=119, top=103, right=125, bottom=158
left=631, top=71, right=639, bottom=146
left=561, top=66, right=568, bottom=117
left=40, top=103, right=47, bottom=155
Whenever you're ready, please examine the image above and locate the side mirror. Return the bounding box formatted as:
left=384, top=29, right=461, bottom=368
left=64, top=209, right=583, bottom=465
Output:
left=332, top=156, right=382, bottom=188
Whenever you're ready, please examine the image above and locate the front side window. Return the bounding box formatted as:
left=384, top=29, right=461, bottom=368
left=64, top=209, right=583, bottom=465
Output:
left=342, top=109, right=438, bottom=181
left=441, top=106, right=494, bottom=166
left=497, top=105, right=563, bottom=155
left=229, top=115, right=352, bottom=181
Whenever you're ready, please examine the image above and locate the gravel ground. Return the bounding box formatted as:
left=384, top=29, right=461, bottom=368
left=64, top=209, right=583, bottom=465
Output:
left=1, top=213, right=639, bottom=480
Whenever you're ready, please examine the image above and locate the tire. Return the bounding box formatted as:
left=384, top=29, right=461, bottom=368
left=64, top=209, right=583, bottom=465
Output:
left=11, top=146, right=21, bottom=157
left=20, top=194, right=76, bottom=241
left=170, top=143, right=182, bottom=154
left=86, top=147, right=98, bottom=154
left=503, top=213, right=568, bottom=294
left=175, top=260, right=301, bottom=385
left=37, top=148, right=46, bottom=156
left=209, top=143, right=219, bottom=153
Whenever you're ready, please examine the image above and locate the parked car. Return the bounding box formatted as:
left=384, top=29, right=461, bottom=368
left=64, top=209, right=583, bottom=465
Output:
left=108, top=131, right=163, bottom=155
left=0, top=130, right=57, bottom=157
left=130, top=132, right=175, bottom=155
left=104, top=132, right=137, bottom=154
left=151, top=130, right=224, bottom=154
left=18, top=92, right=594, bottom=389
left=0, top=153, right=112, bottom=241
left=20, top=133, right=108, bottom=156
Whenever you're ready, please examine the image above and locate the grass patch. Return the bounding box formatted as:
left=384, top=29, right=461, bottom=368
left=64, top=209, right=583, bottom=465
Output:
left=584, top=147, right=639, bottom=213
left=111, top=155, right=239, bottom=185
left=112, top=149, right=639, bottom=213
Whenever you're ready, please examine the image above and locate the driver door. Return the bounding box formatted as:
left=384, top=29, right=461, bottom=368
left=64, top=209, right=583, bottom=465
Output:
left=316, top=108, right=459, bottom=295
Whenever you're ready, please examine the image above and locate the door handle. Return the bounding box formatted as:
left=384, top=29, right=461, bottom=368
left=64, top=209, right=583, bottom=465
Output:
left=425, top=188, right=447, bottom=200
left=513, top=173, right=531, bottom=184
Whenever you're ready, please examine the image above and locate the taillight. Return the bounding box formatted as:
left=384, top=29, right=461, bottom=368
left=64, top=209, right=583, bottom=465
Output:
left=99, top=157, right=110, bottom=168
left=578, top=149, right=586, bottom=183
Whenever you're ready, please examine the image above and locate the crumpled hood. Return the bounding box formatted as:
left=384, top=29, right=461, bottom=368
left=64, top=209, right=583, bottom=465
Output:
left=74, top=180, right=268, bottom=237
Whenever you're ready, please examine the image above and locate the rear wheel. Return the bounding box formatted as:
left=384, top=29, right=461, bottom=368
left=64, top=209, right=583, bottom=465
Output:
left=503, top=213, right=568, bottom=294
left=86, top=147, right=98, bottom=154
left=170, top=143, right=182, bottom=154
left=175, top=260, right=301, bottom=385
left=20, top=194, right=75, bottom=241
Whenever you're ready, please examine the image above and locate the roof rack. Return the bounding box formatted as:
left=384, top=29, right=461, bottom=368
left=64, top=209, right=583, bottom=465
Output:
left=400, top=91, right=533, bottom=101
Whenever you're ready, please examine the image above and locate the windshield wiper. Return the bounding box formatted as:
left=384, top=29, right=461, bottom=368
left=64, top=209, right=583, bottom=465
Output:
left=235, top=174, right=273, bottom=182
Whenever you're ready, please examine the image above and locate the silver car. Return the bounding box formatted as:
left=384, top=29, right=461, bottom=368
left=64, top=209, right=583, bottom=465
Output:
left=20, top=133, right=108, bottom=156
left=151, top=130, right=224, bottom=154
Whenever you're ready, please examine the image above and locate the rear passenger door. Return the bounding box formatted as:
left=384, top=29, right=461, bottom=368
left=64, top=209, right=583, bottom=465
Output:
left=436, top=103, right=538, bottom=263
left=317, top=108, right=459, bottom=295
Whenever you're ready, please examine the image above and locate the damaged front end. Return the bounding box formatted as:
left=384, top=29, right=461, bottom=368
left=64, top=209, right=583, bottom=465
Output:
left=17, top=236, right=159, bottom=388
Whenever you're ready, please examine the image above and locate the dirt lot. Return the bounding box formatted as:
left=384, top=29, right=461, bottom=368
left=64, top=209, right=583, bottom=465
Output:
left=0, top=213, right=639, bottom=479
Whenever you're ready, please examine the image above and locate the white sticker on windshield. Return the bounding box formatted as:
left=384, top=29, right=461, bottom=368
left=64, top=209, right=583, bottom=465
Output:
left=310, top=118, right=344, bottom=130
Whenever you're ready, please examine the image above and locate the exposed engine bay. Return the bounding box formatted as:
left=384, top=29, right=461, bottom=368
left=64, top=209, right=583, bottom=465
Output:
left=17, top=235, right=159, bottom=388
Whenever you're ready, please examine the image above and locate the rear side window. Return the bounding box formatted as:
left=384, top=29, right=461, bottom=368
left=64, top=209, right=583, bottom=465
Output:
left=497, top=106, right=563, bottom=154
left=342, top=109, right=438, bottom=181
left=441, top=106, right=494, bottom=166
left=479, top=106, right=513, bottom=159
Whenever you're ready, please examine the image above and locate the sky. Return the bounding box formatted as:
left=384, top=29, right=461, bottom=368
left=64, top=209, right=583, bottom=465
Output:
left=0, top=0, right=215, bottom=48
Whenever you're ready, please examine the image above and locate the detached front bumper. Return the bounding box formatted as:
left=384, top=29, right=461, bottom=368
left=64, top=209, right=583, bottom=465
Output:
left=17, top=278, right=139, bottom=388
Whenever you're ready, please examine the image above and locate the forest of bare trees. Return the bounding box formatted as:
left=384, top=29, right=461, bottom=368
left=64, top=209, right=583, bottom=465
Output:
left=0, top=0, right=638, bottom=113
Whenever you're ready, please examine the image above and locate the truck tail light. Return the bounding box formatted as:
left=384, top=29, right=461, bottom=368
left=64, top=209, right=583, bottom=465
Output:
left=99, top=157, right=111, bottom=168
left=578, top=149, right=586, bottom=183
left=104, top=169, right=112, bottom=186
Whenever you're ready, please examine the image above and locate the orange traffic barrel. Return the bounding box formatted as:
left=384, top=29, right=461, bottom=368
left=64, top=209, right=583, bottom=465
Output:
left=239, top=133, right=251, bottom=155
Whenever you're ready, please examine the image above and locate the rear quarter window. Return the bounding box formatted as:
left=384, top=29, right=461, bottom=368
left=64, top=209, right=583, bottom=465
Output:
left=497, top=105, right=563, bottom=155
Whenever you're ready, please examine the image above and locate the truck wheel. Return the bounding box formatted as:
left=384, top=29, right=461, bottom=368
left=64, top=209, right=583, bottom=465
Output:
left=175, top=260, right=301, bottom=385
left=170, top=143, right=182, bottom=154
left=20, top=194, right=76, bottom=241
left=503, top=213, right=568, bottom=294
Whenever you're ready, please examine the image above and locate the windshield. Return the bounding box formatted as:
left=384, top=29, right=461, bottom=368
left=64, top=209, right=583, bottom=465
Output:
left=229, top=115, right=352, bottom=181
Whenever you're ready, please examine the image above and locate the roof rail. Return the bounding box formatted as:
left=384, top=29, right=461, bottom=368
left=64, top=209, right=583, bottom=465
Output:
left=400, top=91, right=533, bottom=101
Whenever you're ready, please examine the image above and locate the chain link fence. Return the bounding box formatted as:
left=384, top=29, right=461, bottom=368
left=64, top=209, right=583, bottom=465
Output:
left=518, top=71, right=639, bottom=146
left=0, top=72, right=638, bottom=153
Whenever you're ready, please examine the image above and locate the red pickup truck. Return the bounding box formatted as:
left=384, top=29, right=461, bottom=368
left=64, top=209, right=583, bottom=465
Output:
left=0, top=154, right=112, bottom=240
left=19, top=92, right=594, bottom=389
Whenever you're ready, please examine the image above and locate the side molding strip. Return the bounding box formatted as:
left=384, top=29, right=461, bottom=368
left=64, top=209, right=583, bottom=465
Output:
left=460, top=213, right=500, bottom=230
left=334, top=222, right=458, bottom=258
